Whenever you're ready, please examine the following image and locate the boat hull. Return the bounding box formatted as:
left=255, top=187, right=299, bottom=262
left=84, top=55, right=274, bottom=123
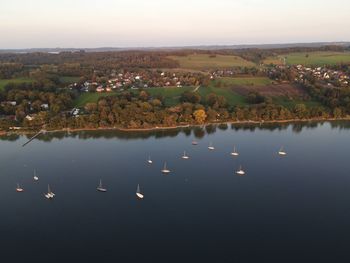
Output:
left=136, top=193, right=144, bottom=199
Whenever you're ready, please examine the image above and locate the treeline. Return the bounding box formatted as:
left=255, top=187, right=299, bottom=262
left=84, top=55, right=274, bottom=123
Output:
left=40, top=91, right=340, bottom=131
left=0, top=83, right=75, bottom=123
left=0, top=51, right=179, bottom=71
left=304, top=83, right=350, bottom=116
left=0, top=63, right=24, bottom=79
left=0, top=86, right=345, bottom=131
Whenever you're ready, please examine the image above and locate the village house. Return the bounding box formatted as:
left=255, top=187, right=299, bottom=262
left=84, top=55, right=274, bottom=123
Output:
left=96, top=86, right=104, bottom=92
left=25, top=115, right=34, bottom=121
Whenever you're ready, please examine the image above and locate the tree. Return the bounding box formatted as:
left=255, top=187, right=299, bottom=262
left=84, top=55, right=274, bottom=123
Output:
left=294, top=104, right=307, bottom=119
left=193, top=109, right=207, bottom=124
left=333, top=107, right=342, bottom=119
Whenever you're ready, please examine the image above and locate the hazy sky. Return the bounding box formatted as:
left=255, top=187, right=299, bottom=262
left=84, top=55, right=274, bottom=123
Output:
left=1, top=0, right=350, bottom=48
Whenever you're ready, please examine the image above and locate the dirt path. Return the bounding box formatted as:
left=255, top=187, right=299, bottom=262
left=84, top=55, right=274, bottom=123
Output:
left=193, top=86, right=200, bottom=92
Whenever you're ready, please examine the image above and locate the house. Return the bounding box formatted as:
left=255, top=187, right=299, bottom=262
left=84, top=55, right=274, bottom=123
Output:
left=1, top=101, right=16, bottom=106
left=96, top=86, right=104, bottom=92
left=25, top=115, right=34, bottom=121
left=41, top=104, right=49, bottom=110
left=70, top=108, right=80, bottom=116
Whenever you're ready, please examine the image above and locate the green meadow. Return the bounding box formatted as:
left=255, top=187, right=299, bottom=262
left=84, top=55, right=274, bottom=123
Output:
left=0, top=78, right=33, bottom=91
left=168, top=54, right=255, bottom=70
left=264, top=51, right=350, bottom=66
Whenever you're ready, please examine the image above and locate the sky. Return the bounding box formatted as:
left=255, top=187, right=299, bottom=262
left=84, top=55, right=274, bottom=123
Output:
left=1, top=0, right=350, bottom=48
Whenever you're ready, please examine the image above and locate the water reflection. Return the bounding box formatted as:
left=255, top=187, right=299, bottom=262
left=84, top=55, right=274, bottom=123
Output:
left=0, top=121, right=349, bottom=143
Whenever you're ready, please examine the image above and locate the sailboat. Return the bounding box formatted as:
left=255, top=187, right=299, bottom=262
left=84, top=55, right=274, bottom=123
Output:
left=45, top=184, right=55, bottom=199
left=192, top=140, right=198, bottom=145
left=208, top=142, right=215, bottom=150
left=182, top=151, right=189, bottom=160
left=161, top=162, right=171, bottom=174
left=278, top=147, right=287, bottom=156
left=33, top=169, right=39, bottom=181
left=230, top=146, right=239, bottom=156
left=236, top=165, right=246, bottom=176
left=16, top=183, right=24, bottom=192
left=97, top=179, right=107, bottom=192
left=147, top=156, right=153, bottom=164
left=136, top=184, right=144, bottom=199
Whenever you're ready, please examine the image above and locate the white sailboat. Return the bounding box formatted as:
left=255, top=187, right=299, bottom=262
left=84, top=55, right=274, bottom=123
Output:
left=147, top=156, right=153, bottom=164
left=236, top=165, right=246, bottom=176
left=208, top=142, right=215, bottom=150
left=16, top=183, right=24, bottom=192
left=45, top=184, right=55, bottom=199
left=230, top=146, right=239, bottom=156
left=278, top=146, right=287, bottom=156
left=97, top=179, right=107, bottom=192
left=136, top=184, right=144, bottom=199
left=33, top=169, right=39, bottom=181
left=161, top=162, right=171, bottom=174
left=182, top=151, right=189, bottom=160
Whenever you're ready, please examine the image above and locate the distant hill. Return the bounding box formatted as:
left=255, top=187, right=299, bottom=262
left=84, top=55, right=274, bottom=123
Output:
left=1, top=42, right=350, bottom=53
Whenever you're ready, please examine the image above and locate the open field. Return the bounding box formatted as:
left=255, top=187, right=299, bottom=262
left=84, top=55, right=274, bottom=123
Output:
left=145, top=86, right=194, bottom=106
left=213, top=77, right=305, bottom=97
left=198, top=86, right=246, bottom=106
left=59, top=76, right=81, bottom=84
left=0, top=78, right=33, bottom=91
left=74, top=92, right=117, bottom=107
left=145, top=85, right=246, bottom=106
left=168, top=54, right=255, bottom=70
left=264, top=51, right=350, bottom=66
left=74, top=87, right=196, bottom=107
left=231, top=84, right=307, bottom=98
left=73, top=80, right=318, bottom=110
left=215, top=77, right=272, bottom=86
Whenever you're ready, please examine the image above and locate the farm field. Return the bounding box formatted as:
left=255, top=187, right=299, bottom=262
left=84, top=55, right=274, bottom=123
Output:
left=0, top=78, right=33, bottom=91
left=215, top=77, right=272, bottom=86
left=264, top=51, right=350, bottom=66
left=231, top=83, right=307, bottom=98
left=168, top=54, right=255, bottom=70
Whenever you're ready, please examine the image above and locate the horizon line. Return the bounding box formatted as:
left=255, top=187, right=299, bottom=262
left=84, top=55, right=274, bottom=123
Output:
left=1, top=41, right=350, bottom=51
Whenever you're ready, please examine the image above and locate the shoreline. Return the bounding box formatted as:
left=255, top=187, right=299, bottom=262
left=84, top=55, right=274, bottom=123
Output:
left=1, top=117, right=350, bottom=136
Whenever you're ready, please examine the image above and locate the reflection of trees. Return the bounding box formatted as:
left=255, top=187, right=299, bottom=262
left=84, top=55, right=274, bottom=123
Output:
left=291, top=123, right=303, bottom=133
left=205, top=125, right=216, bottom=134
left=193, top=127, right=205, bottom=139
left=330, top=121, right=350, bottom=130
left=0, top=121, right=350, bottom=142
left=0, top=134, right=20, bottom=141
left=218, top=124, right=228, bottom=130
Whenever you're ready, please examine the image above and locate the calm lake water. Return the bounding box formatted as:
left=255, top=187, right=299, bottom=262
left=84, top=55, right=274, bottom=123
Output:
left=1, top=122, right=350, bottom=262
